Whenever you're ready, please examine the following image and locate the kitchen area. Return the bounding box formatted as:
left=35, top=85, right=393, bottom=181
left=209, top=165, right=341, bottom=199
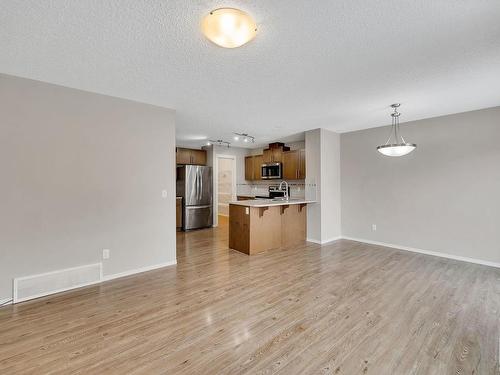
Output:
left=176, top=140, right=314, bottom=254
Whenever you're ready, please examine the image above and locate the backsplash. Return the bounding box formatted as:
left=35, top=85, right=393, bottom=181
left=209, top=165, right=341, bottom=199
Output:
left=237, top=181, right=306, bottom=198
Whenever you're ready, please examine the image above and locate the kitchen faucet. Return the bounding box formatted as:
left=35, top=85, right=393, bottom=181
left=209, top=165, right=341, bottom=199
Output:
left=278, top=180, right=289, bottom=200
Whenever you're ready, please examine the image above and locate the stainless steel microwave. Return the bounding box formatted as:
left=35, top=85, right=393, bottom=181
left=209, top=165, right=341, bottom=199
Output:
left=261, top=162, right=282, bottom=179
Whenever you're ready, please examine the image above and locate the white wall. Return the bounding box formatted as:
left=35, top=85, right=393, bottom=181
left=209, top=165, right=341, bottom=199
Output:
left=320, top=129, right=341, bottom=242
left=0, top=74, right=177, bottom=302
left=204, top=144, right=248, bottom=225
left=217, top=157, right=235, bottom=216
left=305, top=129, right=341, bottom=243
left=341, top=106, right=500, bottom=264
left=305, top=130, right=321, bottom=241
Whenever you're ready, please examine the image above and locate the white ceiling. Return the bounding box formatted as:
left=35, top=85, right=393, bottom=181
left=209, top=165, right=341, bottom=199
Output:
left=2, top=1, right=500, bottom=148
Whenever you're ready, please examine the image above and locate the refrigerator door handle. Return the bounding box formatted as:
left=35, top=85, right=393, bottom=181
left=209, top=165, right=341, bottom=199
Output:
left=186, top=204, right=212, bottom=209
left=198, top=169, right=202, bottom=202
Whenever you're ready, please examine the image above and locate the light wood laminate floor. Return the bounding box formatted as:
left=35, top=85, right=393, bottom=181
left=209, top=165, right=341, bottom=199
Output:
left=1, top=223, right=499, bottom=374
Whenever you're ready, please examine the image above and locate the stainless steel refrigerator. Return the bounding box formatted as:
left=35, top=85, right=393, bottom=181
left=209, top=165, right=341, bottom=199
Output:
left=176, top=165, right=213, bottom=230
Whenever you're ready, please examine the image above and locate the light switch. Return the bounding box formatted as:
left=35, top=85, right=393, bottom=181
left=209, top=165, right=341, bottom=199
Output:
left=102, top=249, right=110, bottom=259
left=161, top=190, right=168, bottom=198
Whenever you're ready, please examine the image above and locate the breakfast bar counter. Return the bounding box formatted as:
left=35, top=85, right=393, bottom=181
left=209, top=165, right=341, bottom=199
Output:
left=228, top=199, right=315, bottom=255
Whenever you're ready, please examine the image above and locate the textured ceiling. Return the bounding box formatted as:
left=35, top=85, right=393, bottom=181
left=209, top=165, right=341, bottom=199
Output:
left=2, top=1, right=500, bottom=148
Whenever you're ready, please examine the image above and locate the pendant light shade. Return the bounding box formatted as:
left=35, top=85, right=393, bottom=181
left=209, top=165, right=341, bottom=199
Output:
left=377, top=104, right=416, bottom=157
left=202, top=8, right=257, bottom=48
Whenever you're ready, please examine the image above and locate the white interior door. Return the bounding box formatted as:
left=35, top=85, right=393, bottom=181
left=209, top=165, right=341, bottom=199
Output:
left=215, top=155, right=236, bottom=225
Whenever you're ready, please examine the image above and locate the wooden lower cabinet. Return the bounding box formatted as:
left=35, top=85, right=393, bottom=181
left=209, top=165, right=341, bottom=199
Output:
left=229, top=203, right=307, bottom=255
left=280, top=204, right=307, bottom=247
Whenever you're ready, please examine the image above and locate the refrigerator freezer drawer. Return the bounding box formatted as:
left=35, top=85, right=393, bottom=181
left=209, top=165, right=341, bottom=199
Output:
left=184, top=205, right=213, bottom=230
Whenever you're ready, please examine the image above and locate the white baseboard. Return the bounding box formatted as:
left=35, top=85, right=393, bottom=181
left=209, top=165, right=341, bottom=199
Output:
left=102, top=260, right=177, bottom=282
left=341, top=236, right=500, bottom=269
left=5, top=261, right=177, bottom=305
left=0, top=297, right=13, bottom=306
left=306, top=236, right=341, bottom=245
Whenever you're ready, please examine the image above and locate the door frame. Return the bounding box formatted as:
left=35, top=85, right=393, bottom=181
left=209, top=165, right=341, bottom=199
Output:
left=214, top=154, right=237, bottom=227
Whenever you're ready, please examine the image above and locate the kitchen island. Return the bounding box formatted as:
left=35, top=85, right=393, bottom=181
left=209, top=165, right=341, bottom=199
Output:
left=229, top=199, right=315, bottom=255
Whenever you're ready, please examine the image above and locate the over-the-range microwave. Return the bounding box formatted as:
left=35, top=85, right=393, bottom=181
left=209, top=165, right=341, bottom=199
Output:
left=261, top=162, right=282, bottom=179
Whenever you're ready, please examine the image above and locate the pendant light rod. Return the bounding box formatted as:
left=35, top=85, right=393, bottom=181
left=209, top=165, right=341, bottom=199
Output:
left=376, top=103, right=417, bottom=157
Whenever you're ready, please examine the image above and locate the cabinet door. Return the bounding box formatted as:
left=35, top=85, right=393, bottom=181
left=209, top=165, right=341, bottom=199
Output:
left=176, top=199, right=182, bottom=228
left=298, top=149, right=306, bottom=179
left=245, top=156, right=254, bottom=180
left=262, top=149, right=273, bottom=163
left=283, top=150, right=299, bottom=180
left=191, top=149, right=207, bottom=165
left=253, top=155, right=263, bottom=180
left=176, top=148, right=192, bottom=164
left=272, top=148, right=283, bottom=163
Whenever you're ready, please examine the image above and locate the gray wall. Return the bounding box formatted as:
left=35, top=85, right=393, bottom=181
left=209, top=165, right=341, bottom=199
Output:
left=0, top=74, right=177, bottom=302
left=341, top=106, right=500, bottom=264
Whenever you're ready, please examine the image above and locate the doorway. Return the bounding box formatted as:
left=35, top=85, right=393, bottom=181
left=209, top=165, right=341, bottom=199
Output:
left=214, top=154, right=236, bottom=227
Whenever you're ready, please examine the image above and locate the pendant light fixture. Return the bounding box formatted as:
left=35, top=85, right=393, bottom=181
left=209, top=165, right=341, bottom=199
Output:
left=202, top=8, right=257, bottom=48
left=376, top=104, right=416, bottom=157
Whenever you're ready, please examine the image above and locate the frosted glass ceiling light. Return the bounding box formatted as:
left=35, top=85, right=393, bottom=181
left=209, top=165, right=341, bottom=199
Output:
left=202, top=8, right=257, bottom=48
left=377, top=104, right=416, bottom=157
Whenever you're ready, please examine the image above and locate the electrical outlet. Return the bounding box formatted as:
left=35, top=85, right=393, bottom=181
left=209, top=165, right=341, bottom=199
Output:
left=372, top=224, right=377, bottom=231
left=102, top=249, right=110, bottom=259
left=161, top=190, right=168, bottom=198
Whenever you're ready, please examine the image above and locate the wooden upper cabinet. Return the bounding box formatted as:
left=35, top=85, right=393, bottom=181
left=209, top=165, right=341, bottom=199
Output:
left=253, top=154, right=263, bottom=180
left=245, top=156, right=254, bottom=180
left=245, top=144, right=304, bottom=181
left=176, top=148, right=192, bottom=164
left=272, top=148, right=283, bottom=163
left=262, top=149, right=273, bottom=163
left=245, top=154, right=264, bottom=181
left=282, top=149, right=306, bottom=180
left=283, top=150, right=299, bottom=179
left=298, top=149, right=306, bottom=179
left=176, top=148, right=207, bottom=165
left=191, top=149, right=207, bottom=165
left=263, top=148, right=284, bottom=163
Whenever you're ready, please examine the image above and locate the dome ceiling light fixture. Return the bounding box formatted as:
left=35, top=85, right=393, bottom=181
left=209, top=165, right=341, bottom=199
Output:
left=201, top=8, right=257, bottom=48
left=376, top=104, right=417, bottom=157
